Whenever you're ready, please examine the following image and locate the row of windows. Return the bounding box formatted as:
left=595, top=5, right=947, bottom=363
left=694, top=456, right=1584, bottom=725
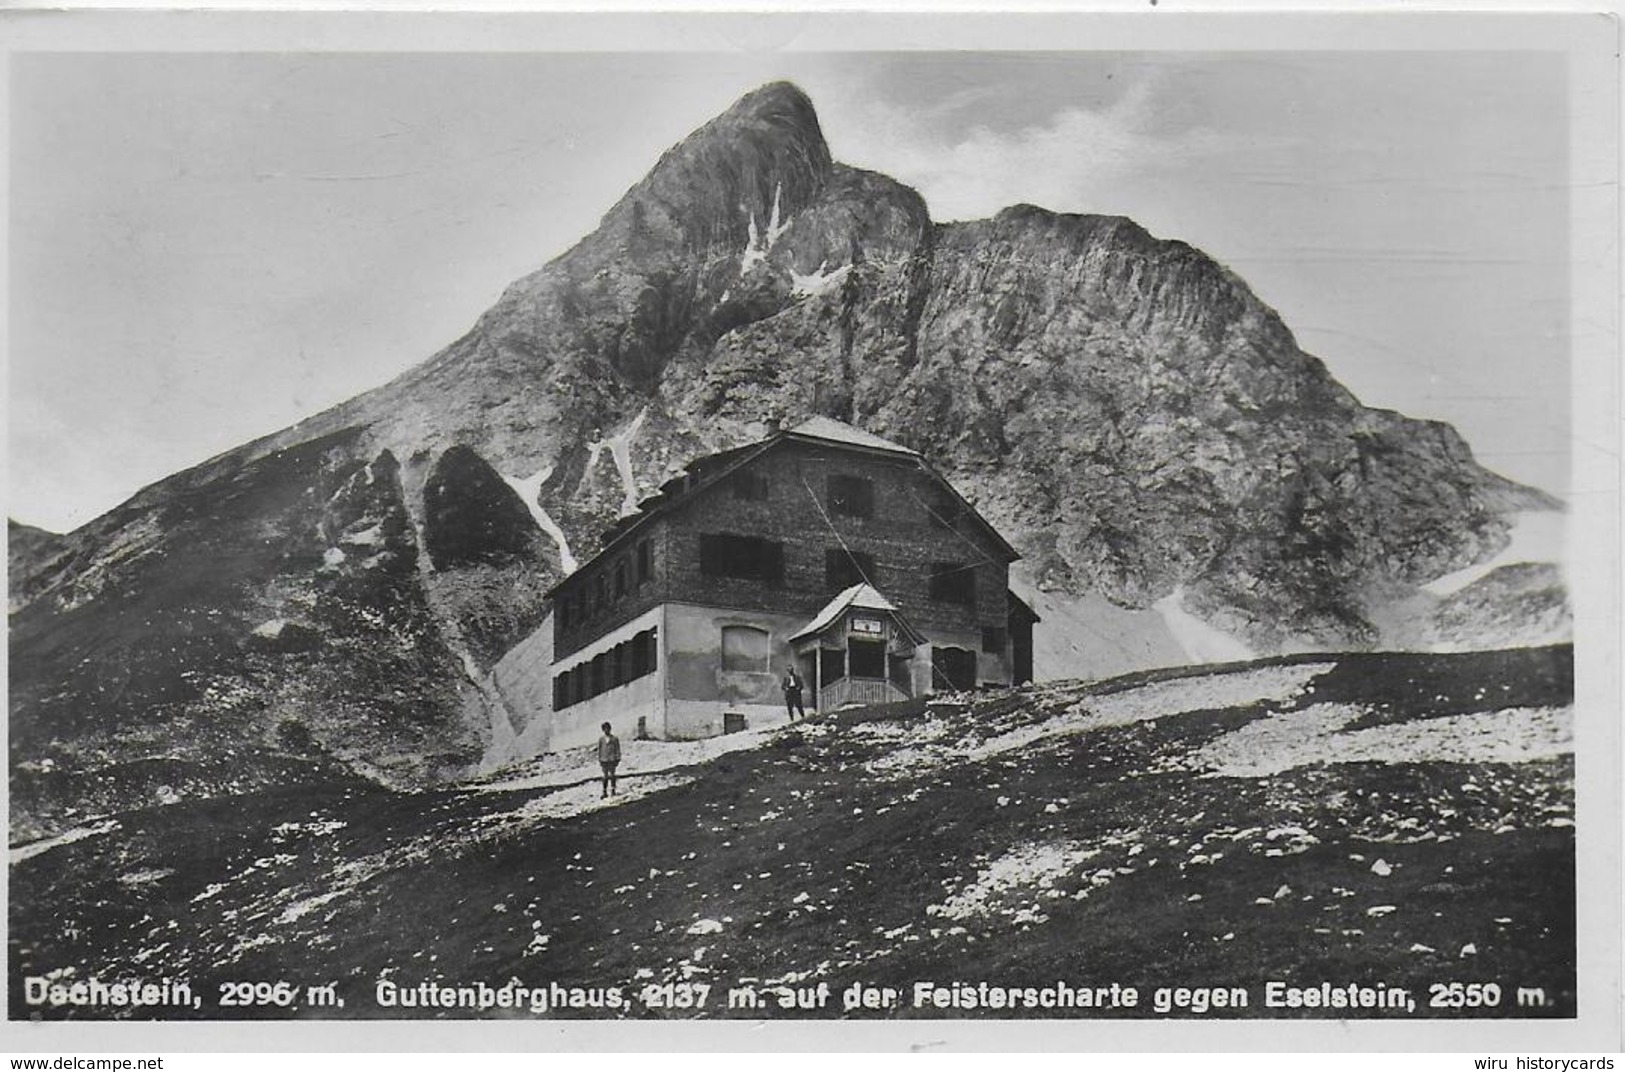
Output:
left=719, top=625, right=1007, bottom=678
left=558, top=538, right=655, bottom=633
left=553, top=624, right=1003, bottom=712
left=698, top=533, right=979, bottom=606
left=730, top=470, right=961, bottom=530
left=558, top=471, right=972, bottom=635
left=553, top=627, right=658, bottom=710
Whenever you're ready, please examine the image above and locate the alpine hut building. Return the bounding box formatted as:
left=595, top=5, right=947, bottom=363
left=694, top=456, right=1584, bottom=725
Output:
left=540, top=417, right=1038, bottom=748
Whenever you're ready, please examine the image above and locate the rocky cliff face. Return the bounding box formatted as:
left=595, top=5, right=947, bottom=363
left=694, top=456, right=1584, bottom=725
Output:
left=9, top=82, right=1560, bottom=839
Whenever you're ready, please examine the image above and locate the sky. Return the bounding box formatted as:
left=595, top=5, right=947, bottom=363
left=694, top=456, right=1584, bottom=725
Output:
left=8, top=50, right=1571, bottom=533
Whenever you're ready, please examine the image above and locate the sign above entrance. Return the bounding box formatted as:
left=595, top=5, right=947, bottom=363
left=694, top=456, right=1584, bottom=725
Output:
left=850, top=617, right=884, bottom=635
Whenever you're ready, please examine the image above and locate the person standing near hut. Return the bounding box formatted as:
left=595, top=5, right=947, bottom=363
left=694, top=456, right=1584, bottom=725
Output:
left=597, top=721, right=621, bottom=798
left=782, top=665, right=807, bottom=721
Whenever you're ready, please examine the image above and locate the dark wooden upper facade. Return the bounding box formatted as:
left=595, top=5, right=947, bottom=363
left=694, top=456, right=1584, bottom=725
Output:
left=550, top=423, right=1019, bottom=661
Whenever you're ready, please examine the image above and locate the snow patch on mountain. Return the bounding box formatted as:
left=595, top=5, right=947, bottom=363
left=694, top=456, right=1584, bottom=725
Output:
left=1154, top=587, right=1255, bottom=663
left=499, top=464, right=578, bottom=574
left=11, top=818, right=122, bottom=865
left=791, top=261, right=851, bottom=298
left=927, top=841, right=1090, bottom=926
left=341, top=522, right=384, bottom=548
left=1190, top=703, right=1573, bottom=778
left=252, top=619, right=289, bottom=640
left=585, top=408, right=649, bottom=518
left=1425, top=510, right=1566, bottom=596
left=740, top=183, right=790, bottom=275
left=865, top=662, right=1334, bottom=780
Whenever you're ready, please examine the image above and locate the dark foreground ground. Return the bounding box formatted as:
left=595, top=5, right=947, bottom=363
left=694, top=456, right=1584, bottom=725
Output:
left=9, top=646, right=1574, bottom=1021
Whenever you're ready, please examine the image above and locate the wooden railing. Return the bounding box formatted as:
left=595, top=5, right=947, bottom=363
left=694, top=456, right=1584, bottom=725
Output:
left=819, top=677, right=907, bottom=711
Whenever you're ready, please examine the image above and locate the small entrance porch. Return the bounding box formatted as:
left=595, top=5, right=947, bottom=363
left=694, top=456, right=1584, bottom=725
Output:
left=790, top=583, right=925, bottom=714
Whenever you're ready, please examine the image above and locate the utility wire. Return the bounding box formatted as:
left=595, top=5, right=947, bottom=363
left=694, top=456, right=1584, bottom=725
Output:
left=796, top=467, right=971, bottom=694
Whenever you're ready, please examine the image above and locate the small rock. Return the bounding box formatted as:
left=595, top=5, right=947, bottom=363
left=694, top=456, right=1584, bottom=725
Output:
left=1410, top=943, right=1436, bottom=954
left=1274, top=885, right=1292, bottom=900
left=1459, top=943, right=1478, bottom=957
left=1366, top=905, right=1397, bottom=917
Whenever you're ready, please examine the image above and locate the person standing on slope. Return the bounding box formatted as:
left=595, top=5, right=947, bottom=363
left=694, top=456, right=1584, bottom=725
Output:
left=782, top=665, right=807, bottom=721
left=597, top=721, right=621, bottom=798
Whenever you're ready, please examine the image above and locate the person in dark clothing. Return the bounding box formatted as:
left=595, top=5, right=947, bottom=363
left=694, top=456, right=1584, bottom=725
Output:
left=782, top=666, right=807, bottom=721
left=597, top=722, right=621, bottom=798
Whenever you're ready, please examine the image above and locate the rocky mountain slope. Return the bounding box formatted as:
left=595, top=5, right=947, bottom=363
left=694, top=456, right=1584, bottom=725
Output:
left=1427, top=563, right=1572, bottom=652
left=10, top=645, right=1574, bottom=1021
left=8, top=519, right=64, bottom=613
left=8, top=82, right=1560, bottom=839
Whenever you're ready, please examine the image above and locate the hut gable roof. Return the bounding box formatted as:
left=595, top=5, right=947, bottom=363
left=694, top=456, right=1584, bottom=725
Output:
left=784, top=416, right=918, bottom=457
left=550, top=416, right=1018, bottom=596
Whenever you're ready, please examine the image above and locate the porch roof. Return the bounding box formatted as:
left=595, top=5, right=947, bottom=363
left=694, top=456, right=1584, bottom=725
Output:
left=789, top=582, right=926, bottom=647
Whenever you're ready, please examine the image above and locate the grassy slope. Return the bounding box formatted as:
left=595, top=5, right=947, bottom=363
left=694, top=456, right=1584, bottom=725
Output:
left=9, top=646, right=1573, bottom=1021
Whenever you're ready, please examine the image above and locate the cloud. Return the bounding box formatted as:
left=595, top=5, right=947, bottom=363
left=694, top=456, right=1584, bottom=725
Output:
left=830, top=72, right=1233, bottom=223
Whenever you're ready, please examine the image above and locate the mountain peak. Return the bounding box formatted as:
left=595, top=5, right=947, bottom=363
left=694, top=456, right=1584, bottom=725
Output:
left=588, top=81, right=833, bottom=257
left=724, top=80, right=818, bottom=125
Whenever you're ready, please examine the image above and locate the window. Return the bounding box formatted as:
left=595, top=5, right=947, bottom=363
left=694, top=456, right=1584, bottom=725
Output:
left=551, top=626, right=659, bottom=711
left=982, top=626, right=1007, bottom=654
left=828, top=474, right=874, bottom=519
left=731, top=471, right=770, bottom=501
left=613, top=558, right=628, bottom=599
left=631, top=628, right=654, bottom=676
left=820, top=647, right=846, bottom=684
left=721, top=625, right=771, bottom=673
left=930, top=562, right=977, bottom=607
left=592, top=574, right=608, bottom=616
left=849, top=639, right=886, bottom=679
left=558, top=595, right=574, bottom=633
left=699, top=533, right=784, bottom=584
left=825, top=548, right=876, bottom=592
left=635, top=539, right=654, bottom=585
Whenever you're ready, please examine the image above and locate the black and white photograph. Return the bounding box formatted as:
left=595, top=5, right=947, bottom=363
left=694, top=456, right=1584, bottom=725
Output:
left=3, top=9, right=1618, bottom=1053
